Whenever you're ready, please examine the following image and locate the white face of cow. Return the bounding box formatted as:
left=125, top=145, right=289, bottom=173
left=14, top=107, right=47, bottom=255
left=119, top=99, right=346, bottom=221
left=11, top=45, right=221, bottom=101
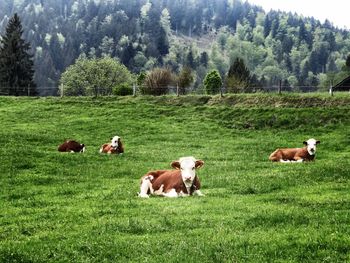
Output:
left=172, top=157, right=204, bottom=185
left=111, top=136, right=120, bottom=148
left=303, top=138, right=320, bottom=155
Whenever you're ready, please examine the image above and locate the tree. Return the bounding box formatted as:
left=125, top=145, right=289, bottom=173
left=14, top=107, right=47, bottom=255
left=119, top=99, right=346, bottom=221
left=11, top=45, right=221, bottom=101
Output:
left=60, top=57, right=134, bottom=96
left=0, top=13, right=36, bottom=96
left=203, top=70, right=222, bottom=95
left=226, top=57, right=251, bottom=93
left=199, top=52, right=209, bottom=68
left=177, top=66, right=194, bottom=95
left=228, top=57, right=250, bottom=82
left=346, top=54, right=350, bottom=70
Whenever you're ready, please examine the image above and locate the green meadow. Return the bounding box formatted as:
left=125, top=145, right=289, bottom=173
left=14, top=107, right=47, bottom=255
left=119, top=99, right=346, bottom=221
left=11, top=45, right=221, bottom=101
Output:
left=0, top=94, right=349, bottom=262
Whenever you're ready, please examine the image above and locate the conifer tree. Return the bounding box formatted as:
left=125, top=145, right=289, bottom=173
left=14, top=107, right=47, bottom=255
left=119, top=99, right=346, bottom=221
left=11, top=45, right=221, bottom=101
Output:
left=0, top=13, right=36, bottom=96
left=226, top=57, right=251, bottom=93
left=346, top=54, right=350, bottom=69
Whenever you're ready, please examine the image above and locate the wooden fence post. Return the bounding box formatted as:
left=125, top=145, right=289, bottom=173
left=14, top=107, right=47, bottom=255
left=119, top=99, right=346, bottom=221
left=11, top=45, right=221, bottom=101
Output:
left=329, top=81, right=333, bottom=96
left=133, top=83, right=136, bottom=97
left=60, top=84, right=64, bottom=97
left=278, top=80, right=282, bottom=94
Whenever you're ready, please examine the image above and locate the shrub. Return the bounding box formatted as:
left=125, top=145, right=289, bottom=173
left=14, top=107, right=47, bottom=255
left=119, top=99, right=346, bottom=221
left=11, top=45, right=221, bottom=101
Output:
left=60, top=57, right=135, bottom=96
left=203, top=70, right=222, bottom=95
left=113, top=83, right=133, bottom=96
left=177, top=66, right=194, bottom=95
left=141, top=67, right=174, bottom=96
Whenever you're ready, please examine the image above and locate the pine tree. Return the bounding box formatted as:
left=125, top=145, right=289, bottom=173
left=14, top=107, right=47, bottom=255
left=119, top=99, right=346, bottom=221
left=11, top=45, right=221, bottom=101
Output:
left=228, top=57, right=250, bottom=82
left=0, top=13, right=36, bottom=96
left=346, top=54, right=350, bottom=69
left=226, top=57, right=251, bottom=93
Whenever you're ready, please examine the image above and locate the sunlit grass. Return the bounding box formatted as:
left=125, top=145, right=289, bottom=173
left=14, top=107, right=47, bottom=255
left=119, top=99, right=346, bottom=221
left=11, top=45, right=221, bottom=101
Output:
left=0, top=95, right=349, bottom=262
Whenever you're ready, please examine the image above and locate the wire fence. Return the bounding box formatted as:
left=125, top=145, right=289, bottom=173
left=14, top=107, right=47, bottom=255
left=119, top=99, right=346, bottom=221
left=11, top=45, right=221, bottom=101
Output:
left=0, top=84, right=349, bottom=97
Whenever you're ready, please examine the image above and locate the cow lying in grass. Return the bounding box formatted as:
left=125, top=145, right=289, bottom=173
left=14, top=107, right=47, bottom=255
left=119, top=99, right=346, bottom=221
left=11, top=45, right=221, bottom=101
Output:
left=100, top=135, right=124, bottom=154
left=139, top=156, right=204, bottom=198
left=58, top=140, right=85, bottom=153
left=269, top=138, right=320, bottom=162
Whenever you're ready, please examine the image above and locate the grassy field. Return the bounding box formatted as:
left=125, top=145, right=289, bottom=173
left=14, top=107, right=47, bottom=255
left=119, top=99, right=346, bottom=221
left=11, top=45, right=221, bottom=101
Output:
left=0, top=94, right=350, bottom=262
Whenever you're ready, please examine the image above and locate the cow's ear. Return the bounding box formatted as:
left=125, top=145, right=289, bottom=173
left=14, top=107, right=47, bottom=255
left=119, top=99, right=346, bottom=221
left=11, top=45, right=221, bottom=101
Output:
left=303, top=141, right=307, bottom=145
left=171, top=161, right=181, bottom=170
left=316, top=140, right=320, bottom=144
left=195, top=160, right=204, bottom=169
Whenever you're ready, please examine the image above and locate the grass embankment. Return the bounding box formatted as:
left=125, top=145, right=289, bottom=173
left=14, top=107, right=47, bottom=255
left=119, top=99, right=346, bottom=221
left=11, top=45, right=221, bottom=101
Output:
left=0, top=94, right=349, bottom=262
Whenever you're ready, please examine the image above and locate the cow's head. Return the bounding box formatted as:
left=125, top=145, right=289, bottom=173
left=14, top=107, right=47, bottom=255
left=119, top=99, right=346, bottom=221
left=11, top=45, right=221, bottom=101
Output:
left=171, top=156, right=204, bottom=184
left=110, top=136, right=120, bottom=148
left=303, top=138, right=320, bottom=155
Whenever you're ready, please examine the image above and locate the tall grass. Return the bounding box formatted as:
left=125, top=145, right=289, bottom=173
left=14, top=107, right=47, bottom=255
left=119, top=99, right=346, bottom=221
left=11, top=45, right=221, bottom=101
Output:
left=0, top=95, right=349, bottom=262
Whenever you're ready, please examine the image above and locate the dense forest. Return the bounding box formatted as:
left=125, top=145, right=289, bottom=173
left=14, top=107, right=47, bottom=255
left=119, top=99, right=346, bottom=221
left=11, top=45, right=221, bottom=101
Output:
left=1, top=0, right=350, bottom=95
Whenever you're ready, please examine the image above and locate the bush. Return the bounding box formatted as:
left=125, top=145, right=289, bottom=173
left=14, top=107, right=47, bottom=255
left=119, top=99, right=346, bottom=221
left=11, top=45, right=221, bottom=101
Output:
left=113, top=83, right=133, bottom=96
left=140, top=67, right=174, bottom=96
left=203, top=70, right=222, bottom=95
left=60, top=57, right=135, bottom=96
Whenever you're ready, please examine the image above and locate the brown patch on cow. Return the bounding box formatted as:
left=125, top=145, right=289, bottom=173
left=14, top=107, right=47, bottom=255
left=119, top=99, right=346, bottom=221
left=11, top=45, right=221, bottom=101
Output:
left=269, top=147, right=315, bottom=162
left=58, top=140, right=85, bottom=152
left=141, top=170, right=201, bottom=195
left=100, top=139, right=124, bottom=154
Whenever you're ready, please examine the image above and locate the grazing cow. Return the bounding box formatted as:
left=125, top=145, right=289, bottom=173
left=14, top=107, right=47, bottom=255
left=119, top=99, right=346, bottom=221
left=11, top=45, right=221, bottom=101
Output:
left=58, top=140, right=85, bottom=153
left=99, top=136, right=124, bottom=154
left=139, top=156, right=205, bottom=198
left=269, top=138, right=320, bottom=162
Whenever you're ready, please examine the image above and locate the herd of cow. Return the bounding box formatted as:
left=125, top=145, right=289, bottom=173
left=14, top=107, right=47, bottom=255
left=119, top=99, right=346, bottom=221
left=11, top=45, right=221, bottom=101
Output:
left=58, top=136, right=320, bottom=198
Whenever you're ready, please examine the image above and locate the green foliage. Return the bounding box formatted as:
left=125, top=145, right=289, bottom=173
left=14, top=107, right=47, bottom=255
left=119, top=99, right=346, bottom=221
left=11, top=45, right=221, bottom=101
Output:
left=0, top=95, right=349, bottom=262
left=345, top=54, right=350, bottom=69
left=113, top=83, right=133, bottom=96
left=177, top=66, right=194, bottom=95
left=2, top=0, right=350, bottom=94
left=60, top=57, right=134, bottom=96
left=226, top=57, right=251, bottom=93
left=0, top=13, right=36, bottom=96
left=204, top=70, right=222, bottom=94
left=137, top=71, right=147, bottom=86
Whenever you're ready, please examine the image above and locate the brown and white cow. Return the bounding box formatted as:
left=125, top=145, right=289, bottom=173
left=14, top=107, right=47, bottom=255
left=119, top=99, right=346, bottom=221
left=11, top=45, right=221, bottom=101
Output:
left=58, top=140, right=85, bottom=153
left=138, top=156, right=205, bottom=198
left=99, top=135, right=124, bottom=154
left=269, top=138, right=320, bottom=162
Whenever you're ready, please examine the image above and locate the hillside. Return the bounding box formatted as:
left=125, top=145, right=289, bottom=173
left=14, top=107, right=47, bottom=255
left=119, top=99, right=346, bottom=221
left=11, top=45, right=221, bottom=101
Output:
left=1, top=94, right=349, bottom=262
left=1, top=0, right=350, bottom=95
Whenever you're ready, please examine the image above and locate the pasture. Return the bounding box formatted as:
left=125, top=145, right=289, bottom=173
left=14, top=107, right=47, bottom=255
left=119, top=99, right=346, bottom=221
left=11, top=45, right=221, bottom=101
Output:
left=0, top=94, right=350, bottom=262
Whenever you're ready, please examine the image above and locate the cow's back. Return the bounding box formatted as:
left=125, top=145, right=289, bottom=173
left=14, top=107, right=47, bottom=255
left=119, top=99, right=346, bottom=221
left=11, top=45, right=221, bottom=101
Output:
left=58, top=140, right=78, bottom=152
left=145, top=170, right=201, bottom=194
left=151, top=170, right=182, bottom=193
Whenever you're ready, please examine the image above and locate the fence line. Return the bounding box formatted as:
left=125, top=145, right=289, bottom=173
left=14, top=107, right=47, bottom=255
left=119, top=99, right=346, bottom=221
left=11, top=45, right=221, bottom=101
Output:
left=0, top=85, right=349, bottom=97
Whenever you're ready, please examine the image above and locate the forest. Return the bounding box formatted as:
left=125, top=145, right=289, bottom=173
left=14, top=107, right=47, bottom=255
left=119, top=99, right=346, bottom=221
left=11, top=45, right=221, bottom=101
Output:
left=1, top=0, right=350, bottom=95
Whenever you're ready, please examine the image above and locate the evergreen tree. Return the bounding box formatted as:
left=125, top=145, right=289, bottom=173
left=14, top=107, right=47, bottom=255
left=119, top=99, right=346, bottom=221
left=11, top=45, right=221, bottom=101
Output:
left=228, top=57, right=250, bottom=82
left=226, top=57, right=251, bottom=93
left=346, top=54, right=350, bottom=69
left=177, top=66, right=194, bottom=95
left=199, top=52, right=209, bottom=68
left=0, top=13, right=36, bottom=96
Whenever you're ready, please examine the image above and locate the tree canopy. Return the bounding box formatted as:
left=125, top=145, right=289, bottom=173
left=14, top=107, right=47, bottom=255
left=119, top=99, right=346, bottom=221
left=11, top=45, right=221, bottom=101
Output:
left=1, top=0, right=350, bottom=94
left=0, top=13, right=36, bottom=96
left=60, top=57, right=134, bottom=96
